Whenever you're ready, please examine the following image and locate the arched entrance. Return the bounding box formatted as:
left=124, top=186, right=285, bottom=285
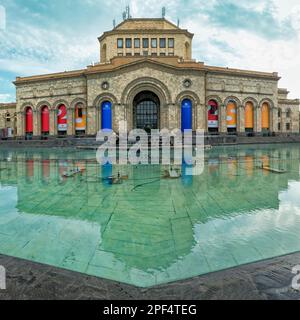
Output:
left=245, top=101, right=254, bottom=133
left=261, top=102, right=270, bottom=135
left=41, top=106, right=50, bottom=138
left=25, top=106, right=33, bottom=140
left=226, top=100, right=237, bottom=134
left=208, top=99, right=219, bottom=133
left=133, top=91, right=160, bottom=133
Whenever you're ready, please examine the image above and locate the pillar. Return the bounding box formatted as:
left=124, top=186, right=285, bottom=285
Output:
left=197, top=103, right=206, bottom=131
left=49, top=109, right=55, bottom=136
left=87, top=106, right=96, bottom=135
left=220, top=104, right=227, bottom=134
left=67, top=108, right=74, bottom=136
left=33, top=110, right=38, bottom=137
left=238, top=105, right=245, bottom=134
left=256, top=106, right=262, bottom=134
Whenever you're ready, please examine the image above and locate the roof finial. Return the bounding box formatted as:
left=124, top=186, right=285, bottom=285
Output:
left=162, top=7, right=166, bottom=19
left=177, top=18, right=180, bottom=27
left=113, top=19, right=116, bottom=28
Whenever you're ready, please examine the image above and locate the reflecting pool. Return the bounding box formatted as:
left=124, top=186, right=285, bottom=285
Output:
left=0, top=144, right=300, bottom=287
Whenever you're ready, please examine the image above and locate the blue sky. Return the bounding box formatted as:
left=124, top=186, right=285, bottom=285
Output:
left=0, top=0, right=300, bottom=102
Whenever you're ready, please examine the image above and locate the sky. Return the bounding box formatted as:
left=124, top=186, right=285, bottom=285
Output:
left=0, top=0, right=300, bottom=102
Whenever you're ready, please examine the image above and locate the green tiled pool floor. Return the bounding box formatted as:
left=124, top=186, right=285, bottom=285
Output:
left=0, top=144, right=300, bottom=287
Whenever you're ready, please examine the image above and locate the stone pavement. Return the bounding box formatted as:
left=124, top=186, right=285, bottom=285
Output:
left=0, top=252, right=299, bottom=300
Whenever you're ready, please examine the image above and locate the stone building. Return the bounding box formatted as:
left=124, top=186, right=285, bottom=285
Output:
left=0, top=103, right=17, bottom=137
left=1, top=18, right=299, bottom=139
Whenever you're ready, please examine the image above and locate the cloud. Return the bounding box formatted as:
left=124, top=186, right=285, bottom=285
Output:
left=0, top=0, right=299, bottom=103
left=202, top=0, right=296, bottom=40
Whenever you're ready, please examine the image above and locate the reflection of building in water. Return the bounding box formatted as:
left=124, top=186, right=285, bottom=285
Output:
left=0, top=146, right=300, bottom=271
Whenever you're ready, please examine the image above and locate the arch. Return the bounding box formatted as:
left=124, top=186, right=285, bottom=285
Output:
left=226, top=99, right=238, bottom=133
left=245, top=101, right=254, bottom=132
left=121, top=77, right=171, bottom=105
left=224, top=96, right=241, bottom=107
left=242, top=97, right=258, bottom=109
left=133, top=91, right=160, bottom=132
left=93, top=93, right=117, bottom=108
left=53, top=99, right=69, bottom=111
left=41, top=105, right=50, bottom=135
left=206, top=95, right=222, bottom=106
left=101, top=101, right=112, bottom=130
left=25, top=106, right=33, bottom=139
left=261, top=102, right=270, bottom=131
left=207, top=99, right=219, bottom=133
left=181, top=98, right=193, bottom=131
left=176, top=90, right=201, bottom=106
left=75, top=102, right=86, bottom=135
left=70, top=97, right=87, bottom=110
left=123, top=78, right=170, bottom=130
left=57, top=104, right=68, bottom=135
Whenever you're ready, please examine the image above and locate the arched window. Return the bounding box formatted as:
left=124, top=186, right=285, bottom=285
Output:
left=75, top=103, right=86, bottom=135
left=57, top=104, right=67, bottom=135
left=261, top=102, right=270, bottom=132
left=226, top=100, right=237, bottom=133
left=25, top=107, right=33, bottom=139
left=208, top=100, right=219, bottom=133
left=181, top=99, right=192, bottom=131
left=5, top=113, right=11, bottom=123
left=286, top=109, right=291, bottom=118
left=101, top=101, right=112, bottom=130
left=278, top=108, right=282, bottom=118
left=245, top=102, right=254, bottom=132
left=41, top=106, right=49, bottom=136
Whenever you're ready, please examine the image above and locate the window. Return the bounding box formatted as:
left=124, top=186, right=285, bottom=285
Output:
left=143, top=51, right=149, bottom=56
left=278, top=109, right=281, bottom=118
left=118, top=52, right=123, bottom=56
left=78, top=108, right=83, bottom=118
left=286, top=123, right=291, bottom=131
left=143, top=38, right=149, bottom=48
left=117, top=38, right=123, bottom=48
left=134, top=38, right=140, bottom=48
left=134, top=52, right=140, bottom=56
left=160, top=52, right=166, bottom=56
left=6, top=113, right=11, bottom=122
left=168, top=38, right=175, bottom=48
left=126, top=38, right=132, bottom=48
left=151, top=38, right=157, bottom=48
left=151, top=52, right=157, bottom=56
left=160, top=38, right=166, bottom=48
left=168, top=52, right=174, bottom=56
left=286, top=110, right=291, bottom=118
left=278, top=123, right=281, bottom=131
left=126, top=52, right=132, bottom=56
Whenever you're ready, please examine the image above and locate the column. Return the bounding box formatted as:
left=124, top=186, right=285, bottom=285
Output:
left=238, top=105, right=245, bottom=135
left=87, top=106, right=97, bottom=135
left=33, top=109, right=39, bottom=137
left=220, top=104, right=227, bottom=134
left=67, top=108, right=74, bottom=136
left=256, top=106, right=262, bottom=134
left=196, top=103, right=206, bottom=131
left=17, top=111, right=24, bottom=139
left=49, top=109, right=55, bottom=137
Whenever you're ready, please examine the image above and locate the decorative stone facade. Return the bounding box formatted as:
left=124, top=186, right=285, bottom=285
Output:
left=0, top=103, right=17, bottom=136
left=1, top=18, right=298, bottom=139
